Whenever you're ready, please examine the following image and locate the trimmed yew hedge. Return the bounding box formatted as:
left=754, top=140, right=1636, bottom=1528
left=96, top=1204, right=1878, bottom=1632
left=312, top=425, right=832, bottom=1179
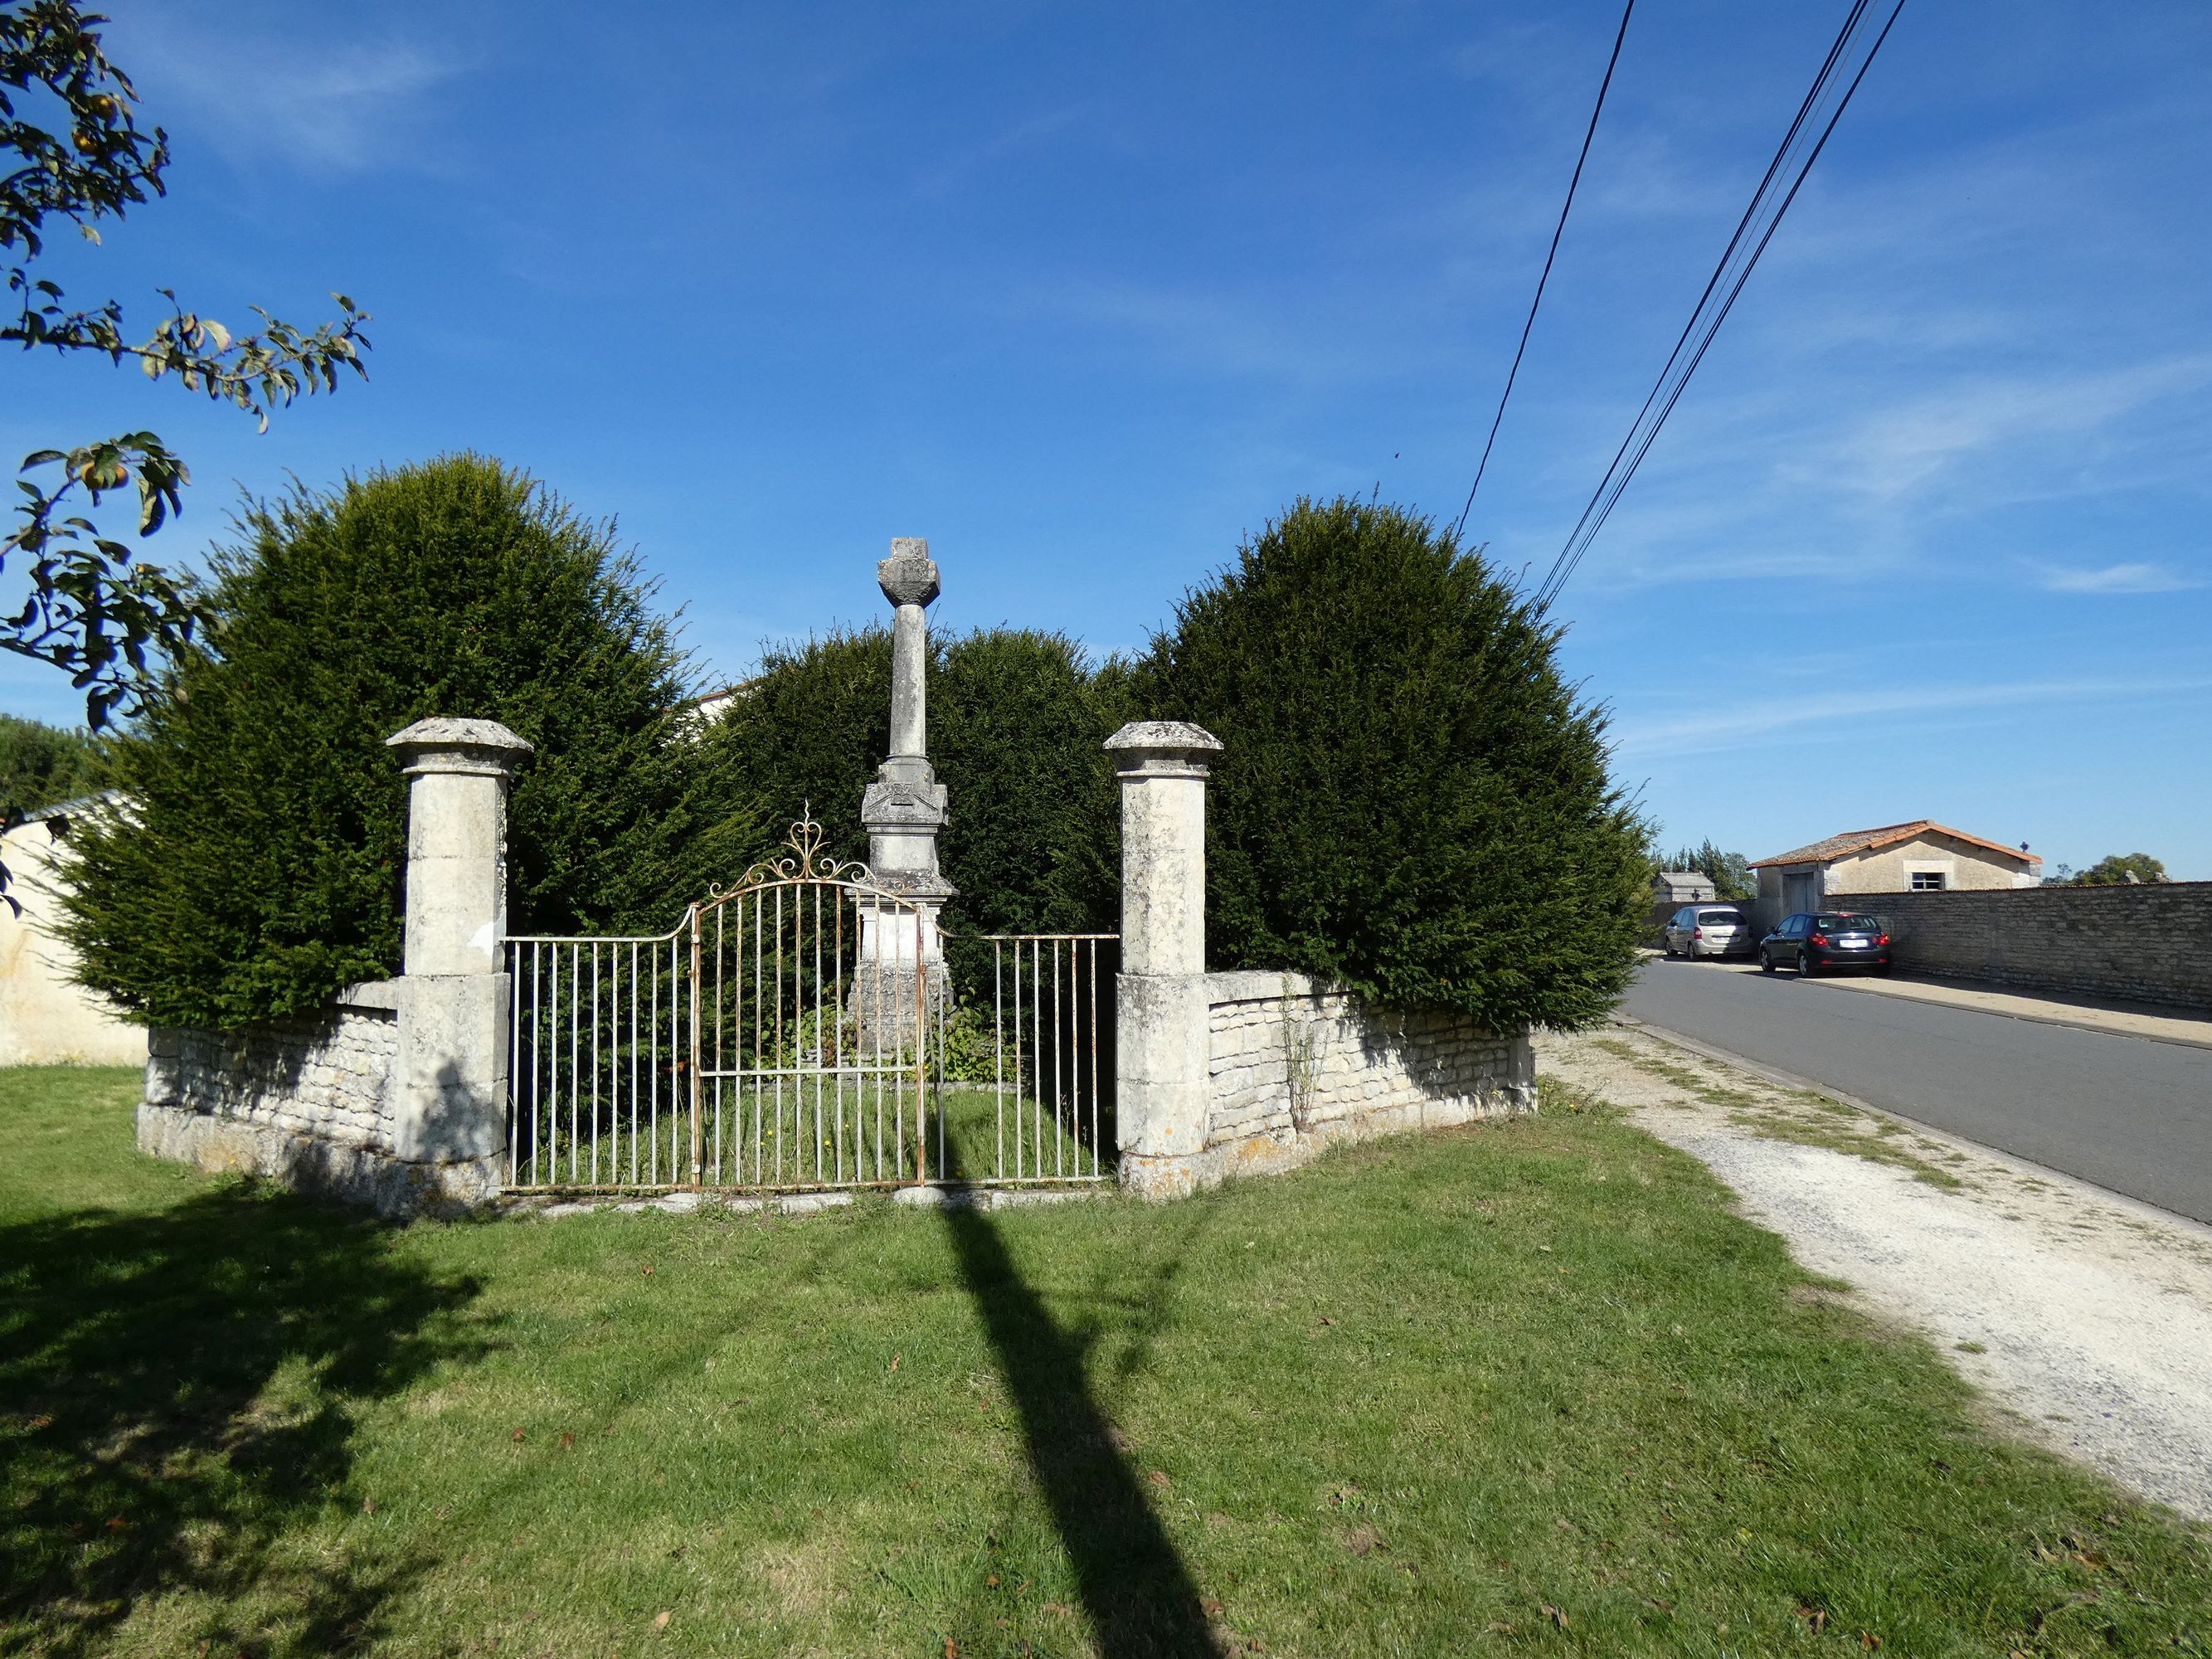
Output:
left=1133, top=496, right=1649, bottom=1030
left=61, top=455, right=737, bottom=1029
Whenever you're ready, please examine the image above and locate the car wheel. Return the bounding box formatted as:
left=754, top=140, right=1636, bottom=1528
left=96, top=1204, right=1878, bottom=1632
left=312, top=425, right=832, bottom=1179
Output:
left=1875, top=962, right=1894, bottom=977
left=1797, top=948, right=1816, bottom=977
left=1760, top=949, right=1777, bottom=974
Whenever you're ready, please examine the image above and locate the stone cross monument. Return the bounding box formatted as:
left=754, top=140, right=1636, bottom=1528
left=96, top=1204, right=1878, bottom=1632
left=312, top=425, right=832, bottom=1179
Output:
left=858, top=539, right=954, bottom=1000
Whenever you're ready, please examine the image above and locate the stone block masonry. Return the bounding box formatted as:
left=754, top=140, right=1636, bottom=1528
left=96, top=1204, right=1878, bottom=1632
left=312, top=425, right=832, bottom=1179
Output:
left=1194, top=971, right=1534, bottom=1188
left=139, top=980, right=479, bottom=1215
left=1857, top=883, right=2212, bottom=1011
left=137, top=718, right=531, bottom=1219
left=139, top=977, right=512, bottom=1217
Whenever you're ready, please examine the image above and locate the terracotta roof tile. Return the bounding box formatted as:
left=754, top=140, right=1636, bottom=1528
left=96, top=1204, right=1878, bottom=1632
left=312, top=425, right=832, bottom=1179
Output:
left=1751, top=820, right=2038, bottom=869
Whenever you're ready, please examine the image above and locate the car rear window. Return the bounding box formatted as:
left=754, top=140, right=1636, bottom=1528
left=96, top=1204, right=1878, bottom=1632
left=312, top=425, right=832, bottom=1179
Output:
left=1697, top=909, right=1745, bottom=925
left=1816, top=913, right=1879, bottom=931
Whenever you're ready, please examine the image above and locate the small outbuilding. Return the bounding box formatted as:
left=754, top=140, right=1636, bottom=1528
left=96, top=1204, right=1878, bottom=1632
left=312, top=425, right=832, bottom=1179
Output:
left=1751, top=820, right=2039, bottom=921
left=1652, top=869, right=1719, bottom=905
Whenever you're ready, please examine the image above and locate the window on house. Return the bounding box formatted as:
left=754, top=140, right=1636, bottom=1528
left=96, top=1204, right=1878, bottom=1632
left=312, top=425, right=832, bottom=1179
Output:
left=1910, top=870, right=1947, bottom=891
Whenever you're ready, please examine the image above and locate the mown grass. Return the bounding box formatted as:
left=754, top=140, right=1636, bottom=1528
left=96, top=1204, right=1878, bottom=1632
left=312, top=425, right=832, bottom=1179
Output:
left=2, top=1064, right=2207, bottom=1656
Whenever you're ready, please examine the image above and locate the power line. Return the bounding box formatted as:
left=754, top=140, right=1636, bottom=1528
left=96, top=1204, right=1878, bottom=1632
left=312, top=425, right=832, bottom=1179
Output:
left=1451, top=0, right=1636, bottom=544
left=1540, top=0, right=1871, bottom=586
left=1532, top=0, right=1907, bottom=611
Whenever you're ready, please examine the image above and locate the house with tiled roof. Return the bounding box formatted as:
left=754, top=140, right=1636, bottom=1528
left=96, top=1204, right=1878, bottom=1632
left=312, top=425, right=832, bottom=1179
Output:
left=1750, top=820, right=2040, bottom=917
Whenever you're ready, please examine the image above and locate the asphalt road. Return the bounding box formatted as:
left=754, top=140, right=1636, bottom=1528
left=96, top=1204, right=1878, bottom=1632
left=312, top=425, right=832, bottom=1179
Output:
left=1622, top=957, right=2212, bottom=1224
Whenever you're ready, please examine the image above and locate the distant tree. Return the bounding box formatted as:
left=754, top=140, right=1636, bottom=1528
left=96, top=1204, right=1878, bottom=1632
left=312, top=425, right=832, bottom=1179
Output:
left=0, top=711, right=97, bottom=810
left=1665, top=839, right=1755, bottom=902
left=694, top=626, right=891, bottom=875
left=2072, top=853, right=2166, bottom=887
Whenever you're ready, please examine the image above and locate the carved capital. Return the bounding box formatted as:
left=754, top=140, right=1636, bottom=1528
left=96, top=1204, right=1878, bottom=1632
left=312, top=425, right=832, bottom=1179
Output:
left=878, top=538, right=941, bottom=609
left=862, top=779, right=949, bottom=829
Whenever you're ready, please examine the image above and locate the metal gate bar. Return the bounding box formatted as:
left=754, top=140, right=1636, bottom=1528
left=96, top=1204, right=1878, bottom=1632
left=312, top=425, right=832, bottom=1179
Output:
left=506, top=932, right=687, bottom=1190
left=688, top=878, right=934, bottom=1190
left=967, top=933, right=1116, bottom=1184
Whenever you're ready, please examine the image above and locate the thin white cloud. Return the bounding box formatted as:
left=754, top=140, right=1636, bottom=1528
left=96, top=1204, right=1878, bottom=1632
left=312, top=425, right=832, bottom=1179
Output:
left=1806, top=354, right=2212, bottom=505
left=1612, top=675, right=2212, bottom=760
left=2035, top=562, right=2205, bottom=595
left=125, top=13, right=459, bottom=173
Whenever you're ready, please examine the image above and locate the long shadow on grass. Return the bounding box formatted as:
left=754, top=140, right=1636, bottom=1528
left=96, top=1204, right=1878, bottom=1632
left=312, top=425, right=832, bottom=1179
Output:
left=937, top=1147, right=1223, bottom=1659
left=0, top=1184, right=492, bottom=1657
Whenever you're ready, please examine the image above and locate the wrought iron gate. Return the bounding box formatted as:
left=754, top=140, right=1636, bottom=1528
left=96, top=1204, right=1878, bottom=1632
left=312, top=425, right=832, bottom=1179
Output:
left=958, top=934, right=1118, bottom=1184
left=503, top=815, right=1118, bottom=1194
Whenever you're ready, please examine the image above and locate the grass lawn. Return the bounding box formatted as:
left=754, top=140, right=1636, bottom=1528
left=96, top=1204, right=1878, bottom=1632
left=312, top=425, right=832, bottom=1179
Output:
left=2, top=1067, right=2206, bottom=1657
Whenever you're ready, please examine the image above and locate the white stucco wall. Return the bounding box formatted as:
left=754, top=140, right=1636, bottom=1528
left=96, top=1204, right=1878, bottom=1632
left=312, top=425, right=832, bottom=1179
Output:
left=1827, top=833, right=2034, bottom=894
left=0, top=809, right=144, bottom=1066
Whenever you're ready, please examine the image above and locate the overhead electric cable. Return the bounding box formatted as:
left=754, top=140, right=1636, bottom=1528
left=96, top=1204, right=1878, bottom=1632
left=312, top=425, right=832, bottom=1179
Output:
left=1451, top=0, right=1636, bottom=543
left=1531, top=0, right=1906, bottom=611
left=1538, top=0, right=1870, bottom=585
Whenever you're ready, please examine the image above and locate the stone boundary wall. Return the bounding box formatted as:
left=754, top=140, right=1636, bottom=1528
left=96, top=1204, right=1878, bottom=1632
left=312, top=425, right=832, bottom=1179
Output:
left=1196, top=970, right=1534, bottom=1184
left=137, top=979, right=497, bottom=1216
left=1849, top=883, right=2212, bottom=1010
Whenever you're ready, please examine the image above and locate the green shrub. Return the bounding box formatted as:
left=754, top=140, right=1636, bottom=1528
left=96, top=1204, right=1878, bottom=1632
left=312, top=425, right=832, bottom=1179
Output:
left=934, top=629, right=1123, bottom=939
left=1132, top=495, right=1649, bottom=1030
left=61, top=455, right=741, bottom=1029
left=0, top=715, right=101, bottom=815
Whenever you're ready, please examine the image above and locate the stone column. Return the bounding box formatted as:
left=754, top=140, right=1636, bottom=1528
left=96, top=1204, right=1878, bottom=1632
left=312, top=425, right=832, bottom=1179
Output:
left=860, top=539, right=954, bottom=909
left=1106, top=720, right=1222, bottom=1198
left=858, top=541, right=955, bottom=1044
left=384, top=718, right=532, bottom=1203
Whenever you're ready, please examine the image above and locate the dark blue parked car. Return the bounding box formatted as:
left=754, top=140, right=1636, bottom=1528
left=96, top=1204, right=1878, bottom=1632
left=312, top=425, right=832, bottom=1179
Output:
left=1757, top=912, right=1892, bottom=975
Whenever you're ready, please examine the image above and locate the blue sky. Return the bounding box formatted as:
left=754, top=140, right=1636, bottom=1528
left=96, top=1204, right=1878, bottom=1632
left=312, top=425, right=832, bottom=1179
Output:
left=6, top=0, right=2209, bottom=876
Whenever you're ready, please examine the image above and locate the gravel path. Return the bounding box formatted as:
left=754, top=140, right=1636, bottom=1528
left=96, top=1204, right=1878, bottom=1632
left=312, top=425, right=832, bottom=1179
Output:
left=1540, top=1024, right=2212, bottom=1520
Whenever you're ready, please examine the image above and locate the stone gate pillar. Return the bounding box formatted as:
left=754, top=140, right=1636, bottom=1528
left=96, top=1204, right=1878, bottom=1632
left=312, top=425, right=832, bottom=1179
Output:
left=385, top=717, right=532, bottom=1203
left=1106, top=720, right=1222, bottom=1198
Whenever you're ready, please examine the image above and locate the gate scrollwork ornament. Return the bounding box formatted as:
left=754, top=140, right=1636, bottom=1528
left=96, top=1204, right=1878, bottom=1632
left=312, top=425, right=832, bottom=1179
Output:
left=710, top=806, right=878, bottom=898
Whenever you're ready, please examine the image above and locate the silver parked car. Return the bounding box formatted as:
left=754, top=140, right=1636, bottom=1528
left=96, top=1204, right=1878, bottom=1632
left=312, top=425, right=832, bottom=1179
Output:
left=1663, top=904, right=1755, bottom=960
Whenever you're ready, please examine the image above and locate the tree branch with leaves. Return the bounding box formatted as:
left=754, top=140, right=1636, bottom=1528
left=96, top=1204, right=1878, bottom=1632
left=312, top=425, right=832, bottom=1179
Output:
left=2, top=1, right=371, bottom=732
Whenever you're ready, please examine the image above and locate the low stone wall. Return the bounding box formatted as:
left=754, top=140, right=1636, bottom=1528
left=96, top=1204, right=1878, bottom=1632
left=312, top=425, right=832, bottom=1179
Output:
left=1193, top=970, right=1534, bottom=1185
left=1847, top=883, right=2212, bottom=1010
left=138, top=979, right=500, bottom=1216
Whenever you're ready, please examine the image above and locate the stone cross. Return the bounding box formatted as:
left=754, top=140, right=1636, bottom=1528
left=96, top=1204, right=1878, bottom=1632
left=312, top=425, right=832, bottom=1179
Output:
left=860, top=539, right=954, bottom=910
left=858, top=541, right=954, bottom=994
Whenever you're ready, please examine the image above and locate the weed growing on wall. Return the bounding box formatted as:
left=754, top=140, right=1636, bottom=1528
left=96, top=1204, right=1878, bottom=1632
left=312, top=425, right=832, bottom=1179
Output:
left=1135, top=496, right=1650, bottom=1031
left=60, top=455, right=741, bottom=1029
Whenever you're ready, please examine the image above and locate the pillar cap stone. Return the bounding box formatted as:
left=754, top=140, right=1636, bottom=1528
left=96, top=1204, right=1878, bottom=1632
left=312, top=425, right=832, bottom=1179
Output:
left=878, top=538, right=940, bottom=608
left=1104, top=720, right=1223, bottom=776
left=386, top=717, right=533, bottom=779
